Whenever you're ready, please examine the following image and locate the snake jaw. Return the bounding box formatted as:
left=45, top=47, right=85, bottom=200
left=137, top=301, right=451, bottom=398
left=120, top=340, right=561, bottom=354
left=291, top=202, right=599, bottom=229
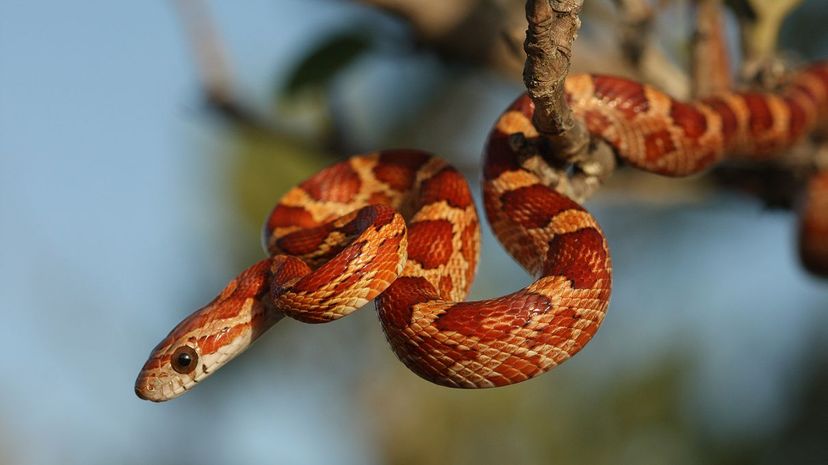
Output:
left=135, top=338, right=242, bottom=401
left=134, top=353, right=198, bottom=402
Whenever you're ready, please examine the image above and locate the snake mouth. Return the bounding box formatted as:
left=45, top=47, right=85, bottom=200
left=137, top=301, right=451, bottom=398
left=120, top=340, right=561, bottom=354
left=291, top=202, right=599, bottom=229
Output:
left=134, top=375, right=164, bottom=402
left=134, top=372, right=189, bottom=402
left=134, top=381, right=155, bottom=402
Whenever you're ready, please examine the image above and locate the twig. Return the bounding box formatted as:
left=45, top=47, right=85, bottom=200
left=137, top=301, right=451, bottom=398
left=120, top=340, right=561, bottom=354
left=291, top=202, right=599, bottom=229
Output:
left=170, top=0, right=281, bottom=133
left=358, top=0, right=526, bottom=77
left=522, top=0, right=616, bottom=202
left=611, top=0, right=690, bottom=98
left=730, top=0, right=804, bottom=87
left=171, top=0, right=235, bottom=107
left=612, top=0, right=652, bottom=66
left=691, top=0, right=732, bottom=97
left=523, top=0, right=589, bottom=158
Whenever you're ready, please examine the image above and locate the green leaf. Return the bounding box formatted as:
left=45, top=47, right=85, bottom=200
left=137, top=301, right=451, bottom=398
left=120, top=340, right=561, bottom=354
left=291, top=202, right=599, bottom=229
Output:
left=281, top=31, right=373, bottom=97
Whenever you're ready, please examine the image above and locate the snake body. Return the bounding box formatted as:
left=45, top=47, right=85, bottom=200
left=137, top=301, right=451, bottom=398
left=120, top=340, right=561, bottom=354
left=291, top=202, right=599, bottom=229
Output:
left=801, top=171, right=828, bottom=275
left=136, top=63, right=828, bottom=402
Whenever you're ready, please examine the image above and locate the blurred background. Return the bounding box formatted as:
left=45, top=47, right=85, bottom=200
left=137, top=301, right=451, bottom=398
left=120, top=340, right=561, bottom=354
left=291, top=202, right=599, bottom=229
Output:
left=1, top=1, right=827, bottom=464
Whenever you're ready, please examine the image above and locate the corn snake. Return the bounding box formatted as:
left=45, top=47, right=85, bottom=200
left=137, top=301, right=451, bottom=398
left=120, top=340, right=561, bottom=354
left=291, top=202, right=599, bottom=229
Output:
left=136, top=62, right=828, bottom=402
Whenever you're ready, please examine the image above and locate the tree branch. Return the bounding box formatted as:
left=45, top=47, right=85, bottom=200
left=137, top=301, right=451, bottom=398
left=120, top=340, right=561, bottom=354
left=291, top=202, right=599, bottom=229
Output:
left=171, top=0, right=284, bottom=133
left=357, top=0, right=526, bottom=77
left=692, top=0, right=732, bottom=97
left=521, top=0, right=615, bottom=202
left=612, top=0, right=690, bottom=98
left=730, top=0, right=803, bottom=87
left=523, top=0, right=589, bottom=158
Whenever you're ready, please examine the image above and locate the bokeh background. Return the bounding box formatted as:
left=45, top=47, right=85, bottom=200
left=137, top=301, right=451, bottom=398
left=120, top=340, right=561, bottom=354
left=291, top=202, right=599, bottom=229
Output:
left=1, top=1, right=827, bottom=464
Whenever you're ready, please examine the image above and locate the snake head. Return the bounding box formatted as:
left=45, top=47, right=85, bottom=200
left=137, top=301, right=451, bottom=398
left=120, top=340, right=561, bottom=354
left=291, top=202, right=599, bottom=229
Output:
left=134, top=335, right=209, bottom=402
left=135, top=260, right=281, bottom=402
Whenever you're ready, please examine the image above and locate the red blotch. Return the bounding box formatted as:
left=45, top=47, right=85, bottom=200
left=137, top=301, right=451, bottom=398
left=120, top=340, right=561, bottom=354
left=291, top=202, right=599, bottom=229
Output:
left=291, top=241, right=366, bottom=293
left=483, top=129, right=523, bottom=180
left=269, top=255, right=312, bottom=296
left=407, top=220, right=454, bottom=269
left=376, top=276, right=437, bottom=331
left=643, top=129, right=676, bottom=162
left=789, top=83, right=819, bottom=110
left=435, top=291, right=555, bottom=342
left=419, top=167, right=473, bottom=209
left=785, top=97, right=808, bottom=141
left=542, top=227, right=610, bottom=289
left=582, top=109, right=613, bottom=136
left=507, top=93, right=535, bottom=118
left=199, top=323, right=248, bottom=356
left=742, top=94, right=774, bottom=137
left=275, top=225, right=333, bottom=256
left=373, top=150, right=431, bottom=191
left=300, top=162, right=361, bottom=202
left=592, top=76, right=650, bottom=120
left=499, top=184, right=582, bottom=229
left=338, top=205, right=391, bottom=236
left=265, top=205, right=317, bottom=233
left=367, top=191, right=393, bottom=207
left=800, top=171, right=828, bottom=275
left=670, top=101, right=708, bottom=138
left=703, top=97, right=739, bottom=144
left=234, top=260, right=272, bottom=295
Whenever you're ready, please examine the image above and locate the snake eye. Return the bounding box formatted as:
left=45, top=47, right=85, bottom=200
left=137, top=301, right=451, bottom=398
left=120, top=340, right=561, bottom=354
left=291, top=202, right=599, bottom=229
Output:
left=171, top=346, right=199, bottom=374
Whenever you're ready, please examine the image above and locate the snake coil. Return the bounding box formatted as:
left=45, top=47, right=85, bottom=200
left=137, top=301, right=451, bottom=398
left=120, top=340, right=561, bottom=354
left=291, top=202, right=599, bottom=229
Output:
left=136, top=63, right=828, bottom=402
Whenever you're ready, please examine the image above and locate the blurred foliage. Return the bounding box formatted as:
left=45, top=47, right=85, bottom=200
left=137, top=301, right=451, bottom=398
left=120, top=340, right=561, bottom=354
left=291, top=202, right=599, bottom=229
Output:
left=360, top=346, right=828, bottom=465
left=363, top=355, right=698, bottom=465
left=227, top=128, right=330, bottom=239
left=281, top=29, right=374, bottom=98
left=780, top=1, right=828, bottom=59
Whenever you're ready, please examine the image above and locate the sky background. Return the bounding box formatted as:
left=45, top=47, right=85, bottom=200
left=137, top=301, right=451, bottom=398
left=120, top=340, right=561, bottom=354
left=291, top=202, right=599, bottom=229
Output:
left=1, top=1, right=827, bottom=464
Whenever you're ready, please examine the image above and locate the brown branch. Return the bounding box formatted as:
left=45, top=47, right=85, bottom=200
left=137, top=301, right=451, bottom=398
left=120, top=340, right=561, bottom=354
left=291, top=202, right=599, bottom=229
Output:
left=611, top=0, right=690, bottom=98
left=735, top=0, right=803, bottom=63
left=171, top=0, right=235, bottom=108
left=356, top=0, right=479, bottom=41
left=170, top=0, right=283, bottom=133
left=357, top=0, right=526, bottom=78
left=521, top=0, right=616, bottom=202
left=612, top=0, right=653, bottom=67
left=523, top=0, right=589, bottom=158
left=730, top=0, right=803, bottom=87
left=691, top=0, right=732, bottom=97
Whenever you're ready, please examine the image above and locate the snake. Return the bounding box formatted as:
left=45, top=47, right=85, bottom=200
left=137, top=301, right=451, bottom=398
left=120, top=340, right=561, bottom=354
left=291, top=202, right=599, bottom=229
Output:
left=135, top=62, right=828, bottom=402
left=800, top=170, right=828, bottom=275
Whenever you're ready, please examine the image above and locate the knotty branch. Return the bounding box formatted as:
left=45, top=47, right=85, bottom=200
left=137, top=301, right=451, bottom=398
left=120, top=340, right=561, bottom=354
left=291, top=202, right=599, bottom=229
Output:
left=522, top=0, right=614, bottom=201
left=523, top=0, right=588, bottom=158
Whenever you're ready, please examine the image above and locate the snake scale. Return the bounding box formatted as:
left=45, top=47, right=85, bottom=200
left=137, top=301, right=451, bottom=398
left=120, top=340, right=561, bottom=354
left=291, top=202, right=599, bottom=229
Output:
left=136, top=62, right=828, bottom=402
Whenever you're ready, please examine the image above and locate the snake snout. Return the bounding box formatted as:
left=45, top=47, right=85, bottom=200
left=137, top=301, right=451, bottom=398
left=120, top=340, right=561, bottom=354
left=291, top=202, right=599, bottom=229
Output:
left=134, top=362, right=188, bottom=402
left=134, top=373, right=188, bottom=402
left=134, top=375, right=159, bottom=402
left=134, top=378, right=153, bottom=401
